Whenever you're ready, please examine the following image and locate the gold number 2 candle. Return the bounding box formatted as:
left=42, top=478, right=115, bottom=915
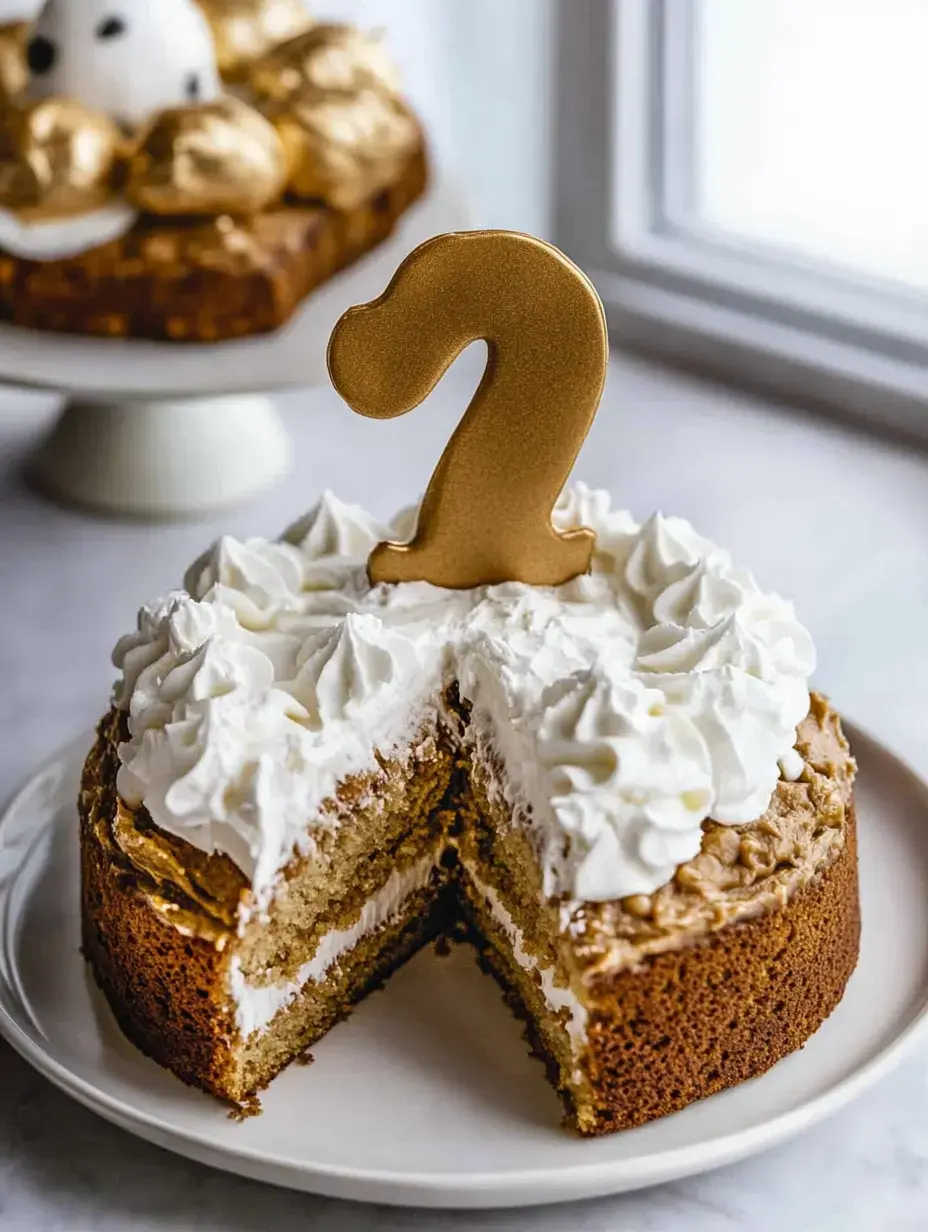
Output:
left=327, top=230, right=608, bottom=589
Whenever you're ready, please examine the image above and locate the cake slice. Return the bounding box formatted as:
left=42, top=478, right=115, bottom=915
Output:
left=455, top=692, right=856, bottom=1133
left=79, top=487, right=859, bottom=1131
left=81, top=702, right=457, bottom=1102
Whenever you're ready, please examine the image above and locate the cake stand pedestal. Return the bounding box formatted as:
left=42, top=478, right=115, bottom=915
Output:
left=31, top=394, right=290, bottom=517
left=0, top=179, right=468, bottom=518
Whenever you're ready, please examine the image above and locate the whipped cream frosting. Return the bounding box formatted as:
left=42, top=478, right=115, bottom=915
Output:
left=0, top=202, right=137, bottom=261
left=113, top=485, right=815, bottom=907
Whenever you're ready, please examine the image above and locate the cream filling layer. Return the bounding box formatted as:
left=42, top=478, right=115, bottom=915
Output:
left=461, top=859, right=589, bottom=1052
left=228, top=850, right=439, bottom=1039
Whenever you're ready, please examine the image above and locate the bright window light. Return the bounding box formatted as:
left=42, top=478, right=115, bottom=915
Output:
left=696, top=0, right=928, bottom=290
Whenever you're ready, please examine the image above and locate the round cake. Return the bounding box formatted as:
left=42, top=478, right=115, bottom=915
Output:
left=79, top=485, right=859, bottom=1134
left=0, top=3, right=426, bottom=341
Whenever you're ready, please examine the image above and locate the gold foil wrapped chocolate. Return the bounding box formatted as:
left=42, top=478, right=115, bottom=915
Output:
left=0, top=97, right=123, bottom=220
left=0, top=12, right=419, bottom=235
left=126, top=96, right=288, bottom=216
left=0, top=21, right=28, bottom=100
left=274, top=89, right=419, bottom=211
left=196, top=0, right=313, bottom=81
left=248, top=23, right=401, bottom=104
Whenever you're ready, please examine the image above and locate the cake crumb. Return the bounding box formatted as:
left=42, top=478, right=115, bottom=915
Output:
left=228, top=1095, right=262, bottom=1122
left=295, top=1049, right=315, bottom=1067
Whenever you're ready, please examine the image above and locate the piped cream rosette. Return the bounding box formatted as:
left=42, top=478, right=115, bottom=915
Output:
left=0, top=5, right=418, bottom=257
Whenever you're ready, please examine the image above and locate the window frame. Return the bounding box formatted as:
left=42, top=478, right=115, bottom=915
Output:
left=554, top=0, right=928, bottom=439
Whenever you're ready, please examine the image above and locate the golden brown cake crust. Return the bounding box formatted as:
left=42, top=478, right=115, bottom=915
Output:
left=80, top=696, right=860, bottom=1127
left=0, top=143, right=426, bottom=342
left=578, top=798, right=859, bottom=1133
left=79, top=716, right=240, bottom=1097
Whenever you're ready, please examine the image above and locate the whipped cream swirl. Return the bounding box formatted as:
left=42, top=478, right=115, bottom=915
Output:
left=114, top=548, right=431, bottom=897
left=287, top=614, right=421, bottom=729
left=111, top=482, right=815, bottom=906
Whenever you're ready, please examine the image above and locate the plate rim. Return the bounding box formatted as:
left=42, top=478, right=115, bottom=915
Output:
left=2, top=721, right=927, bottom=1208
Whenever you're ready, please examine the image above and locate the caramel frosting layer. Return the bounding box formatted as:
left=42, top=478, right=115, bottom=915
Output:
left=83, top=710, right=246, bottom=946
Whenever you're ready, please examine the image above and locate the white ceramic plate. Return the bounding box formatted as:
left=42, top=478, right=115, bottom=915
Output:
left=1, top=724, right=927, bottom=1210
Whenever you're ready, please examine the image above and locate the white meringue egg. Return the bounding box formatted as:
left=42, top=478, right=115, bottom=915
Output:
left=26, top=0, right=221, bottom=129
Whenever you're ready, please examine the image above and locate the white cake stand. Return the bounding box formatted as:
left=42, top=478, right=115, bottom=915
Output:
left=0, top=180, right=468, bottom=518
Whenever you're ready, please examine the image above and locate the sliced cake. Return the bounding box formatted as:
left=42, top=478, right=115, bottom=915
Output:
left=79, top=486, right=858, bottom=1133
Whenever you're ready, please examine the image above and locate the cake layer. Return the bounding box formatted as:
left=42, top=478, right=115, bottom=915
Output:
left=457, top=692, right=857, bottom=1132
left=81, top=721, right=243, bottom=1097
left=457, top=860, right=595, bottom=1121
left=459, top=861, right=588, bottom=1052
left=462, top=801, right=859, bottom=1135
left=0, top=142, right=426, bottom=341
left=81, top=689, right=858, bottom=1127
left=230, top=850, right=445, bottom=1039
left=229, top=860, right=453, bottom=1102
left=231, top=713, right=456, bottom=984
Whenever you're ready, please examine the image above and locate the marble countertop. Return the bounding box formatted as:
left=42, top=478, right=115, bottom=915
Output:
left=2, top=350, right=928, bottom=1231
